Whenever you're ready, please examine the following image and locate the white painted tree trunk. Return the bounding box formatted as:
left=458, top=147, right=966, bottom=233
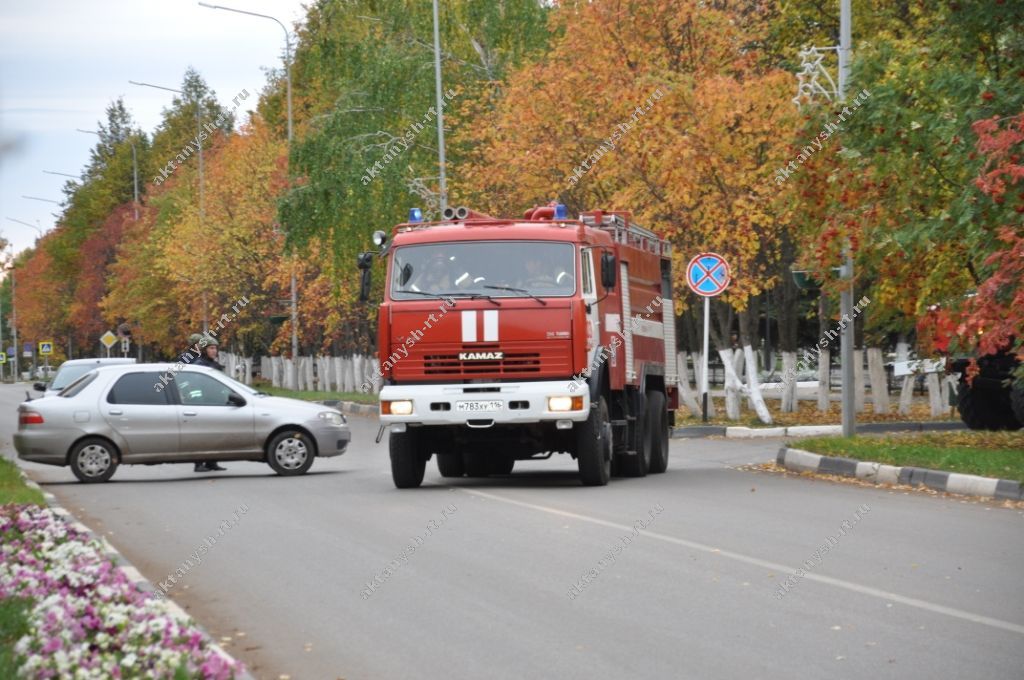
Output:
left=817, top=349, right=831, bottom=413
left=304, top=356, right=315, bottom=391
left=271, top=356, right=283, bottom=388
left=742, top=344, right=773, bottom=424
left=867, top=347, right=889, bottom=414
left=690, top=351, right=716, bottom=418
left=926, top=373, right=944, bottom=416
left=780, top=351, right=798, bottom=413
left=344, top=356, right=356, bottom=393
left=853, top=348, right=866, bottom=413
left=242, top=357, right=253, bottom=385
left=940, top=375, right=955, bottom=417
left=898, top=376, right=914, bottom=415
left=717, top=348, right=744, bottom=420
left=676, top=352, right=702, bottom=417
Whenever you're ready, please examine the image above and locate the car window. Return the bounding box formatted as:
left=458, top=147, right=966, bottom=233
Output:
left=107, top=373, right=172, bottom=405
left=60, top=372, right=98, bottom=398
left=51, top=364, right=95, bottom=391
left=174, top=372, right=235, bottom=406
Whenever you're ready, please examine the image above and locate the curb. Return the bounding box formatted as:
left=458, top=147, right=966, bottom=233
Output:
left=775, top=446, right=1024, bottom=501
left=672, top=421, right=964, bottom=439
left=12, top=468, right=254, bottom=679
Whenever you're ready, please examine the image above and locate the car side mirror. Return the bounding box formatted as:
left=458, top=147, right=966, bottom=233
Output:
left=227, top=393, right=246, bottom=407
left=600, top=252, right=617, bottom=290
left=33, top=382, right=46, bottom=392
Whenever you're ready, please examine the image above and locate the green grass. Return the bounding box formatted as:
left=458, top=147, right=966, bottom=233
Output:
left=255, top=384, right=378, bottom=405
left=797, top=431, right=1024, bottom=483
left=0, top=458, right=44, bottom=506
left=0, top=597, right=32, bottom=676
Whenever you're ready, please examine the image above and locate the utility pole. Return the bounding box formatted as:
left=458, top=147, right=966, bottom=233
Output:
left=431, top=0, right=448, bottom=212
left=838, top=0, right=855, bottom=437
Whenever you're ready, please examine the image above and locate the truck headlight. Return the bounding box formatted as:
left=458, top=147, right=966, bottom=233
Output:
left=382, top=400, right=414, bottom=416
left=318, top=411, right=345, bottom=426
left=548, top=396, right=583, bottom=412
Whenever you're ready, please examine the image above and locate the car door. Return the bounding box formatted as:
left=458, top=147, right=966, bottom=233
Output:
left=102, top=371, right=179, bottom=460
left=173, top=371, right=257, bottom=456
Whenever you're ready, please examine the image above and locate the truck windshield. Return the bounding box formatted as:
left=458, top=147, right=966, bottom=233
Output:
left=391, top=241, right=575, bottom=300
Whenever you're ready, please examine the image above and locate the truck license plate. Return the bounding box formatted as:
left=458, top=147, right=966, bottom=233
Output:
left=456, top=400, right=503, bottom=413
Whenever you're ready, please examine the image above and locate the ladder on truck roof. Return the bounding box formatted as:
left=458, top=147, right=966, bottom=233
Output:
left=579, top=212, right=671, bottom=258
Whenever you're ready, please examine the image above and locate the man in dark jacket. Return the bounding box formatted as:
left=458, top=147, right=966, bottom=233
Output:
left=190, top=333, right=227, bottom=473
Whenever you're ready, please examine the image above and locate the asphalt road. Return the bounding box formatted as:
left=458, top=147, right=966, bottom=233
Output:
left=3, top=383, right=1022, bottom=680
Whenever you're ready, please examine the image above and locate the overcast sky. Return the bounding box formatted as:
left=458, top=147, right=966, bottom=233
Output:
left=0, top=0, right=309, bottom=257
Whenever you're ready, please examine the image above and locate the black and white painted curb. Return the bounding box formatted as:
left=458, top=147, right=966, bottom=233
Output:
left=776, top=446, right=1024, bottom=501
left=15, top=468, right=255, bottom=679
left=674, top=421, right=966, bottom=439
left=317, top=399, right=377, bottom=416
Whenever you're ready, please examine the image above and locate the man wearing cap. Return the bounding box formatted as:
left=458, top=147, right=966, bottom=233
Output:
left=189, top=332, right=227, bottom=472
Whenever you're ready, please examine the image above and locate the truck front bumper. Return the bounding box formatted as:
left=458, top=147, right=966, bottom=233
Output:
left=378, top=381, right=590, bottom=427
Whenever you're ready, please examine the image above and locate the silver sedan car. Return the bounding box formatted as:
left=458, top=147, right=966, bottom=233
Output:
left=14, top=363, right=350, bottom=483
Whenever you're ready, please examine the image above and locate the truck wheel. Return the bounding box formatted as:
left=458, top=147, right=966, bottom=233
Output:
left=647, top=391, right=670, bottom=474
left=390, top=430, right=426, bottom=488
left=956, top=378, right=1019, bottom=430
left=436, top=453, right=465, bottom=478
left=576, top=397, right=611, bottom=486
left=618, top=392, right=651, bottom=477
left=69, top=437, right=119, bottom=483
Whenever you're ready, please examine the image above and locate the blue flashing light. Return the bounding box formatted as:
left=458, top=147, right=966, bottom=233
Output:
left=554, top=203, right=568, bottom=219
left=408, top=207, right=423, bottom=223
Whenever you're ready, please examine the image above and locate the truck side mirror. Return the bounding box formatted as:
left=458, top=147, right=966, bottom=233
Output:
left=600, top=252, right=617, bottom=290
left=357, top=252, right=374, bottom=302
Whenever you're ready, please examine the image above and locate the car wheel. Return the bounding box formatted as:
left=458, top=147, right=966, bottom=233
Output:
left=618, top=392, right=650, bottom=477
left=437, top=452, right=465, bottom=478
left=576, top=396, right=611, bottom=486
left=69, top=438, right=119, bottom=483
left=266, top=431, right=316, bottom=476
left=647, top=390, right=670, bottom=474
left=390, top=430, right=427, bottom=488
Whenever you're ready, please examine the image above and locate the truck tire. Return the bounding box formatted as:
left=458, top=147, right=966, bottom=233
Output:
left=436, top=452, right=465, bottom=478
left=390, top=430, right=426, bottom=488
left=618, top=392, right=651, bottom=477
left=491, top=455, right=514, bottom=475
left=576, top=397, right=611, bottom=486
left=463, top=452, right=492, bottom=477
left=647, top=390, right=670, bottom=474
left=956, top=377, right=1019, bottom=431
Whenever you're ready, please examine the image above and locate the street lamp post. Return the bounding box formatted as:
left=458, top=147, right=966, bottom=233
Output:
left=21, top=195, right=60, bottom=205
left=431, top=0, right=448, bottom=212
left=128, top=81, right=207, bottom=330
left=5, top=217, right=45, bottom=239
left=200, top=1, right=299, bottom=388
left=76, top=129, right=139, bottom=220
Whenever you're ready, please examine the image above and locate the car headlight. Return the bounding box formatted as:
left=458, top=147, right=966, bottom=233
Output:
left=382, top=399, right=414, bottom=416
left=548, top=396, right=584, bottom=412
left=318, top=411, right=345, bottom=426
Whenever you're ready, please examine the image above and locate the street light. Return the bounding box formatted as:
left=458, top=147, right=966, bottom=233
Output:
left=43, top=170, right=81, bottom=181
left=128, top=80, right=207, bottom=331
left=2, top=253, right=19, bottom=382
left=431, top=0, right=448, bottom=212
left=5, top=217, right=45, bottom=238
left=200, top=1, right=299, bottom=387
left=21, top=195, right=60, bottom=205
left=76, top=128, right=139, bottom=220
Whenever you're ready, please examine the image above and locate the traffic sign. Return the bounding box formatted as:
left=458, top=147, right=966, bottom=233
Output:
left=0, top=352, right=7, bottom=365
left=100, top=331, right=117, bottom=349
left=686, top=253, right=731, bottom=297
left=38, top=341, right=54, bottom=356
left=6, top=347, right=13, bottom=357
left=22, top=342, right=32, bottom=358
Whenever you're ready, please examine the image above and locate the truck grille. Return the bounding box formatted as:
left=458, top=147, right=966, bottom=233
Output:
left=423, top=352, right=541, bottom=375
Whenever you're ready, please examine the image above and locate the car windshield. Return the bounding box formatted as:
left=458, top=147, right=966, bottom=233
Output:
left=51, top=364, right=97, bottom=390
left=58, top=371, right=98, bottom=398
left=390, top=241, right=575, bottom=300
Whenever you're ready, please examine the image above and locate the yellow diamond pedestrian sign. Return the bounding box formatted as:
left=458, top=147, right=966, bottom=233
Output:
left=38, top=341, right=54, bottom=356
left=100, top=331, right=118, bottom=349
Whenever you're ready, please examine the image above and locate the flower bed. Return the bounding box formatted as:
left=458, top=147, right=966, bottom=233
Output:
left=0, top=504, right=244, bottom=679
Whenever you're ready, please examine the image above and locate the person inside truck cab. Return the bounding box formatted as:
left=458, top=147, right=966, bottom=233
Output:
left=520, top=255, right=573, bottom=290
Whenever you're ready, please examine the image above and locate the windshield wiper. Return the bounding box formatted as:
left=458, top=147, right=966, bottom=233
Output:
left=483, top=285, right=547, bottom=305
left=395, top=288, right=446, bottom=298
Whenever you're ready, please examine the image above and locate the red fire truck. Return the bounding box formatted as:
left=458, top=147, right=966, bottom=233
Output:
left=358, top=204, right=678, bottom=487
